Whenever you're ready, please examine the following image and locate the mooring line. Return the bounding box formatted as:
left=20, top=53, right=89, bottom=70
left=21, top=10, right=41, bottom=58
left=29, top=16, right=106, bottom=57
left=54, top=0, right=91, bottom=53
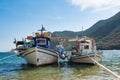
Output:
left=0, top=54, right=16, bottom=61
left=58, top=55, right=60, bottom=67
left=87, top=55, right=120, bottom=79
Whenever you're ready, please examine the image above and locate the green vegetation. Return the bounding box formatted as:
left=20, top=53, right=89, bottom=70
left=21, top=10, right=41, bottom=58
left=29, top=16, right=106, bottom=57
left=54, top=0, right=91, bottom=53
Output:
left=51, top=11, right=120, bottom=50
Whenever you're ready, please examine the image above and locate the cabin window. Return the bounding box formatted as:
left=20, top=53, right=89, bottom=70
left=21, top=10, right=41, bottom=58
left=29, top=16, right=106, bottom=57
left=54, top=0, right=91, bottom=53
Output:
left=84, top=45, right=89, bottom=49
left=37, top=38, right=46, bottom=45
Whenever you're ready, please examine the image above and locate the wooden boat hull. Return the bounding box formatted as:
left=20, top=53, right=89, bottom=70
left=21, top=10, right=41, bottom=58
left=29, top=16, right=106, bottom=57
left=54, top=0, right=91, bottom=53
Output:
left=70, top=54, right=102, bottom=64
left=20, top=47, right=58, bottom=66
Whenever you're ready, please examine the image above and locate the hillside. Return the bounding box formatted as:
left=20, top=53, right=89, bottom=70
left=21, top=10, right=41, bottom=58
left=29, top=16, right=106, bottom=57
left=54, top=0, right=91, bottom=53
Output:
left=51, top=11, right=120, bottom=50
left=52, top=31, right=82, bottom=39
left=85, top=11, right=120, bottom=38
left=85, top=11, right=120, bottom=49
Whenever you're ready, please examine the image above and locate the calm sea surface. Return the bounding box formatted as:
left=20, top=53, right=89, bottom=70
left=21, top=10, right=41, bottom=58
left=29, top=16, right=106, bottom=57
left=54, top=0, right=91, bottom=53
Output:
left=0, top=50, right=120, bottom=80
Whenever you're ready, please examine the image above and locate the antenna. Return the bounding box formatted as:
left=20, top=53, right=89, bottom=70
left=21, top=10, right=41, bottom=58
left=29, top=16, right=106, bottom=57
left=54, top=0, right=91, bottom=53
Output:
left=38, top=25, right=46, bottom=35
left=32, top=32, right=35, bottom=37
left=82, top=26, right=84, bottom=36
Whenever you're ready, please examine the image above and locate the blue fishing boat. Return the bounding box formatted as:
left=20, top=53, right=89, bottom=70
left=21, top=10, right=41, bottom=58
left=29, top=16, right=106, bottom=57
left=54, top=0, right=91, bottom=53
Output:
left=13, top=27, right=58, bottom=66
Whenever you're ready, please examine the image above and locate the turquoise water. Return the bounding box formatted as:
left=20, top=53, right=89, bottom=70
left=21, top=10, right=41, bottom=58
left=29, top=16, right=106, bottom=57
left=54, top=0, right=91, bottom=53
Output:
left=0, top=50, right=120, bottom=80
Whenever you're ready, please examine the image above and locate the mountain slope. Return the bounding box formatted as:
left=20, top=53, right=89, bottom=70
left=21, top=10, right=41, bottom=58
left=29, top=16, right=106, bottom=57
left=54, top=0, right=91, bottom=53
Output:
left=51, top=11, right=120, bottom=49
left=52, top=30, right=82, bottom=39
left=85, top=11, right=120, bottom=38
left=85, top=11, right=120, bottom=49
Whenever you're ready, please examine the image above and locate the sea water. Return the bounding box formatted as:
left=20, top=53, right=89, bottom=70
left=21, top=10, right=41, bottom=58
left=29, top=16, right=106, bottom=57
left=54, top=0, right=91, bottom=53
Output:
left=0, top=50, right=120, bottom=80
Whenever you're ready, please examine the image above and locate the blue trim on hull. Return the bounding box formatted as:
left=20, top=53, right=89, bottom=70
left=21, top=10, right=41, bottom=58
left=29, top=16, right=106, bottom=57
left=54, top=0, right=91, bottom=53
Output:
left=21, top=48, right=58, bottom=58
left=71, top=54, right=101, bottom=61
left=37, top=50, right=58, bottom=58
left=22, top=50, right=36, bottom=57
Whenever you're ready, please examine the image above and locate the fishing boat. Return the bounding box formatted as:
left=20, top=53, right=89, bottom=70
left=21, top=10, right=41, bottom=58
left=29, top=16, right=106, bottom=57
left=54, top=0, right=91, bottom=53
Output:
left=67, top=36, right=102, bottom=64
left=13, top=27, right=58, bottom=66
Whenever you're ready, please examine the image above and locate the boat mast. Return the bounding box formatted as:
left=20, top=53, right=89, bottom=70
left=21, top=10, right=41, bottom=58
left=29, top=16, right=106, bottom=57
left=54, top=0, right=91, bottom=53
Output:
left=38, top=25, right=46, bottom=36
left=82, top=26, right=84, bottom=37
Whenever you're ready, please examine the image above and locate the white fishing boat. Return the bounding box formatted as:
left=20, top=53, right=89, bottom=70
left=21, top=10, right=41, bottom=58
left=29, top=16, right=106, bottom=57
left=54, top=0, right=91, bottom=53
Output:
left=13, top=27, right=58, bottom=66
left=68, top=36, right=102, bottom=64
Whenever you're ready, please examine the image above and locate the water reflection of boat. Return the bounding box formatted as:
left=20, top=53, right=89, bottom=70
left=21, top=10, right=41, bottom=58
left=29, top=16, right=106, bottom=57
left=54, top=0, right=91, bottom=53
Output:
left=67, top=36, right=102, bottom=64
left=13, top=27, right=58, bottom=66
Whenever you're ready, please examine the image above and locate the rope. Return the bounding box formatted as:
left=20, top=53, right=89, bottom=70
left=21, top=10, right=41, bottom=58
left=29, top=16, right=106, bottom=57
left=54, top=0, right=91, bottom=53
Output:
left=57, top=54, right=60, bottom=67
left=0, top=54, right=16, bottom=61
left=87, top=55, right=120, bottom=79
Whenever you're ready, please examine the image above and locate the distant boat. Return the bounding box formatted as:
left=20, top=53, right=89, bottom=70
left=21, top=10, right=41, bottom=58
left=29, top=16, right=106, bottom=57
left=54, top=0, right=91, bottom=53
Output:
left=67, top=36, right=102, bottom=64
left=13, top=27, right=58, bottom=66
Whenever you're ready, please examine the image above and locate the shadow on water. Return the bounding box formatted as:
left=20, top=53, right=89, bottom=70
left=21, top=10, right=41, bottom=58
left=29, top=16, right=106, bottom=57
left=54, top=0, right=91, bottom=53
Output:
left=0, top=61, right=101, bottom=80
left=19, top=62, right=100, bottom=80
left=0, top=52, right=101, bottom=80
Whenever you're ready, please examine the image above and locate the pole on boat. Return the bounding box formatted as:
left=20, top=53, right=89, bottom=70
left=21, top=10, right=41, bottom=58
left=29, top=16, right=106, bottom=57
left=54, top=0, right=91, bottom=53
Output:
left=88, top=56, right=120, bottom=79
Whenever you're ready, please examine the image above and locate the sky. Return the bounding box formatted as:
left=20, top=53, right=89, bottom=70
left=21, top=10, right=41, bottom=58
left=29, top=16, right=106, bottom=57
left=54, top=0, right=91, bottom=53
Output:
left=0, top=0, right=120, bottom=52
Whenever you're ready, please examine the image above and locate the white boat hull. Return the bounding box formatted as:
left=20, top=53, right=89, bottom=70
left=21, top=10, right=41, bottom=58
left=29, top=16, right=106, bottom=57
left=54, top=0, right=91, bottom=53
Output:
left=20, top=47, right=58, bottom=66
left=70, top=54, right=102, bottom=64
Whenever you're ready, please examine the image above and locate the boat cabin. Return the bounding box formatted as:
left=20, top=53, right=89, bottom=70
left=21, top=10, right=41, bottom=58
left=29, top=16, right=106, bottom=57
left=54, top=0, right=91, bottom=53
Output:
left=14, top=27, right=51, bottom=50
left=33, top=37, right=50, bottom=48
left=68, top=36, right=96, bottom=55
left=79, top=39, right=95, bottom=53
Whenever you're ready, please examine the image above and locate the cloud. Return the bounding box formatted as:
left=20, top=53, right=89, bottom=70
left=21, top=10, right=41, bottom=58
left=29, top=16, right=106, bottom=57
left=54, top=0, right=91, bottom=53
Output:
left=69, top=0, right=120, bottom=12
